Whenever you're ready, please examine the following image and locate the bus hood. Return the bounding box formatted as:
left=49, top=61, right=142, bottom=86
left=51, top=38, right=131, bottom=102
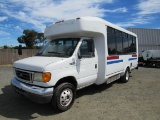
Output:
left=14, top=56, right=64, bottom=72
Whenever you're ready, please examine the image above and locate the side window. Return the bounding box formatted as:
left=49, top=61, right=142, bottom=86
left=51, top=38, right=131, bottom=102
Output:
left=80, top=39, right=95, bottom=57
left=133, top=37, right=136, bottom=52
left=107, top=27, right=116, bottom=55
left=116, top=30, right=123, bottom=55
left=108, top=34, right=116, bottom=55
left=123, top=33, right=129, bottom=54
left=107, top=26, right=137, bottom=55
left=130, top=36, right=136, bottom=53
left=128, top=35, right=133, bottom=52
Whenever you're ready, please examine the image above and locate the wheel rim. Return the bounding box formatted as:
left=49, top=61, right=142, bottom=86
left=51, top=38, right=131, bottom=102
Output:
left=60, top=88, right=73, bottom=107
left=126, top=70, right=129, bottom=81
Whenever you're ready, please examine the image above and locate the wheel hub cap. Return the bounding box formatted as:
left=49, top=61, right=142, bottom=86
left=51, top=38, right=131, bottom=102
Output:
left=60, top=88, right=73, bottom=107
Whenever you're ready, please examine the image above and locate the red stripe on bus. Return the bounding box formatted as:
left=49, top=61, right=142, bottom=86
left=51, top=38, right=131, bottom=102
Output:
left=107, top=56, right=119, bottom=60
left=132, top=54, right=137, bottom=57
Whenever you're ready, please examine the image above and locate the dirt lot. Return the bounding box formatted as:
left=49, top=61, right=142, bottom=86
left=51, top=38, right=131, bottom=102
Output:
left=0, top=66, right=160, bottom=120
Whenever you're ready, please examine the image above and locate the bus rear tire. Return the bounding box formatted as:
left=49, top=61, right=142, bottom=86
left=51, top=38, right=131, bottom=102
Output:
left=121, top=68, right=130, bottom=83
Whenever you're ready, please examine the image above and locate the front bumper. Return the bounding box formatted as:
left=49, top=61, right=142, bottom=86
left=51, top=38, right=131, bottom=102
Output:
left=11, top=78, right=54, bottom=104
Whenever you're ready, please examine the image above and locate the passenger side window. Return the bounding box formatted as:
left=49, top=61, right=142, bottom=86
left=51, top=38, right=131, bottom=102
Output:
left=80, top=39, right=95, bottom=58
left=107, top=26, right=137, bottom=55
left=116, top=30, right=123, bottom=55
left=107, top=27, right=116, bottom=55
left=123, top=33, right=129, bottom=54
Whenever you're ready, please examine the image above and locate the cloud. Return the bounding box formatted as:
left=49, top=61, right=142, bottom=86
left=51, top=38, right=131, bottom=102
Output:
left=116, top=16, right=153, bottom=27
left=137, top=0, right=160, bottom=15
left=116, top=0, right=160, bottom=28
left=7, top=0, right=113, bottom=19
left=1, top=0, right=128, bottom=32
left=105, top=7, right=127, bottom=13
left=0, top=16, right=8, bottom=22
left=26, top=0, right=114, bottom=19
left=0, top=30, right=10, bottom=36
left=14, top=26, right=22, bottom=31
left=2, top=9, right=46, bottom=31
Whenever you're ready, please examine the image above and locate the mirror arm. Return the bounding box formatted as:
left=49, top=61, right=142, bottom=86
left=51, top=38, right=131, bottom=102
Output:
left=78, top=50, right=82, bottom=59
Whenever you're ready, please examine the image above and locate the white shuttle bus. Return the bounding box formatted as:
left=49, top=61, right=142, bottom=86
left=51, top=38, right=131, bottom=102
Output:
left=11, top=17, right=138, bottom=112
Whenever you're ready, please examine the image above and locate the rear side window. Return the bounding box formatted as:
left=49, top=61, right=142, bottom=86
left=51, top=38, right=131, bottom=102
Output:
left=107, top=26, right=137, bottom=55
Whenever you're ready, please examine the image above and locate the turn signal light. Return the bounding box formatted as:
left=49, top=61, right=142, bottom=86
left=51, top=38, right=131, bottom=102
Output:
left=42, top=72, right=51, bottom=82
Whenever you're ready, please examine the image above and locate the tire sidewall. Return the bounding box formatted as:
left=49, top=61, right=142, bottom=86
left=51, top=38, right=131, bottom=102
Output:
left=52, top=83, right=76, bottom=112
left=125, top=69, right=130, bottom=81
left=121, top=68, right=130, bottom=83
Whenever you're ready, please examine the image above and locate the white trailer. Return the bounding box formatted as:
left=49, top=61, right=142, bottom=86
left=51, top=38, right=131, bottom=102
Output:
left=11, top=17, right=138, bottom=112
left=141, top=50, right=160, bottom=67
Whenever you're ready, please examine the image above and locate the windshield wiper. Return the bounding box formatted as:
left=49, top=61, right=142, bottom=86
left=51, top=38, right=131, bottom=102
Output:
left=48, top=51, right=62, bottom=54
left=36, top=53, right=42, bottom=56
left=48, top=52, right=70, bottom=57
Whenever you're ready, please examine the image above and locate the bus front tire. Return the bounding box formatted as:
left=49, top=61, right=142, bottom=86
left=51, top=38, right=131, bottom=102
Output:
left=51, top=83, right=76, bottom=112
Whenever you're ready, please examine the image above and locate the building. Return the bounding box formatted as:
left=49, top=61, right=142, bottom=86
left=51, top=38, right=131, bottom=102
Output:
left=127, top=28, right=160, bottom=57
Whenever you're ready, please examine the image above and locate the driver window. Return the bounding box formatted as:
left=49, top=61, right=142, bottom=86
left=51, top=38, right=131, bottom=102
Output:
left=80, top=39, right=95, bottom=57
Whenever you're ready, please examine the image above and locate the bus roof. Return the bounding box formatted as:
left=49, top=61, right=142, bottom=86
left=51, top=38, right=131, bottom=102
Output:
left=44, top=16, right=137, bottom=39
left=79, top=16, right=137, bottom=37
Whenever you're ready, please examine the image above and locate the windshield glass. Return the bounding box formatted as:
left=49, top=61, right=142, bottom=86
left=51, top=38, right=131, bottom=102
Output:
left=37, top=38, right=80, bottom=57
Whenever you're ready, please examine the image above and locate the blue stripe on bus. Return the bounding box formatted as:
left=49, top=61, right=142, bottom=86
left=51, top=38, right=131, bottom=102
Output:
left=107, top=60, right=123, bottom=65
left=128, top=58, right=137, bottom=61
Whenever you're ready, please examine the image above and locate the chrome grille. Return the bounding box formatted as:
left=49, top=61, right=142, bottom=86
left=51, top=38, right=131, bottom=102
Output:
left=15, top=69, right=33, bottom=82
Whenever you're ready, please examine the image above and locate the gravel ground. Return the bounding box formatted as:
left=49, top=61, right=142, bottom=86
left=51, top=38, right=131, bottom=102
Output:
left=0, top=66, right=160, bottom=120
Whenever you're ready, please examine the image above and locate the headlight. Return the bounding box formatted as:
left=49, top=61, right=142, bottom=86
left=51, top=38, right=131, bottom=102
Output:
left=34, top=72, right=51, bottom=82
left=34, top=72, right=42, bottom=82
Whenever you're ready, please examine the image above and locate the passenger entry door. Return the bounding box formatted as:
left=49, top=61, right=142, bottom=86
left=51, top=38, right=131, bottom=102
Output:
left=76, top=39, right=98, bottom=88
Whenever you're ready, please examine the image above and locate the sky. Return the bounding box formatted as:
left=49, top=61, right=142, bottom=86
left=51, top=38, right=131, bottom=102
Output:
left=0, top=0, right=160, bottom=46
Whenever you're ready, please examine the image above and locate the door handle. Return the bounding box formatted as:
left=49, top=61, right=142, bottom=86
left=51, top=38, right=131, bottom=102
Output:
left=95, top=64, right=97, bottom=69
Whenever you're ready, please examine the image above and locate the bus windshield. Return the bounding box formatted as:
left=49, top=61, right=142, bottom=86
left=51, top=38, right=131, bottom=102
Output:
left=37, top=38, right=80, bottom=57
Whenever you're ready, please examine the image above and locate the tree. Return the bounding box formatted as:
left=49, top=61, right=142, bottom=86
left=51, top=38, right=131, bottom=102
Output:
left=3, top=45, right=8, bottom=49
left=17, top=30, right=44, bottom=48
left=36, top=33, right=45, bottom=46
